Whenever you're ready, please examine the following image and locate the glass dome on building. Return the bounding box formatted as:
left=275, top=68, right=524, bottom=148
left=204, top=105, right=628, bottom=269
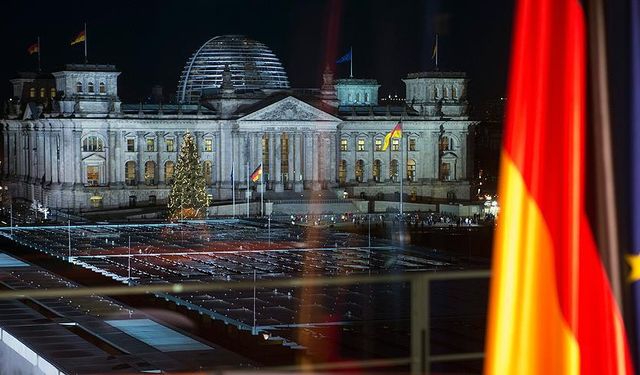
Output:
left=177, top=35, right=290, bottom=103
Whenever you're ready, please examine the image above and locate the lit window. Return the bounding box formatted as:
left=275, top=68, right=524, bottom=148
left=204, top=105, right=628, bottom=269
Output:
left=144, top=161, right=156, bottom=185
left=165, top=161, right=175, bottom=183
left=99, top=82, right=106, bottom=94
left=29, top=87, right=36, bottom=98
left=338, top=160, right=347, bottom=184
left=82, top=136, right=104, bottom=152
left=340, top=138, right=348, bottom=151
left=375, top=138, right=383, bottom=151
left=407, top=159, right=416, bottom=181
left=127, top=139, right=135, bottom=152
left=125, top=161, right=136, bottom=185
left=88, top=82, right=95, bottom=93
left=39, top=88, right=45, bottom=98
left=203, top=161, right=213, bottom=185
left=392, top=138, right=400, bottom=151
left=204, top=138, right=213, bottom=152
left=86, top=166, right=99, bottom=185
left=146, top=138, right=155, bottom=152
left=76, top=82, right=83, bottom=93
left=50, top=88, right=56, bottom=98
left=166, top=138, right=174, bottom=152
left=357, top=138, right=365, bottom=152
left=409, top=138, right=416, bottom=151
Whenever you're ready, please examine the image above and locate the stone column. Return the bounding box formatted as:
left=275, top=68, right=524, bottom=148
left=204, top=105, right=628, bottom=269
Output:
left=136, top=131, right=145, bottom=184
left=108, top=131, right=117, bottom=185
left=39, top=126, right=46, bottom=183
left=2, top=125, right=8, bottom=177
left=50, top=130, right=59, bottom=185
left=29, top=127, right=37, bottom=183
left=286, top=133, right=293, bottom=190
left=329, top=133, right=337, bottom=185
left=155, top=131, right=163, bottom=184
left=459, top=130, right=468, bottom=180
left=243, top=132, right=249, bottom=186
left=274, top=133, right=283, bottom=192
left=40, top=126, right=48, bottom=184
left=294, top=132, right=303, bottom=192
left=195, top=131, right=204, bottom=158
left=114, top=130, right=123, bottom=185
left=303, top=131, right=313, bottom=187
left=268, top=133, right=275, bottom=187
left=73, top=129, right=82, bottom=187
left=312, top=132, right=321, bottom=191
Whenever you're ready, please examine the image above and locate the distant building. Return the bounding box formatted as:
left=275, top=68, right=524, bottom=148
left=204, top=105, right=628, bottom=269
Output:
left=1, top=35, right=477, bottom=210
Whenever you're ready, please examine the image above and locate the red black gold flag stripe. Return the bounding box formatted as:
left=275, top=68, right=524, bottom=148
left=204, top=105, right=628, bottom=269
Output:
left=483, top=0, right=633, bottom=372
left=71, top=30, right=86, bottom=46
left=250, top=164, right=262, bottom=182
left=27, top=42, right=39, bottom=55
left=381, top=122, right=402, bottom=151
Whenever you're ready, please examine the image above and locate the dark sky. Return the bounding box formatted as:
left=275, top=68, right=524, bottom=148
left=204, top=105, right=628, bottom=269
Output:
left=0, top=0, right=513, bottom=105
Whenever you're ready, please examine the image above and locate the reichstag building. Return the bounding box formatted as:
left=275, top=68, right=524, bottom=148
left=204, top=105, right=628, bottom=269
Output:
left=1, top=35, right=476, bottom=210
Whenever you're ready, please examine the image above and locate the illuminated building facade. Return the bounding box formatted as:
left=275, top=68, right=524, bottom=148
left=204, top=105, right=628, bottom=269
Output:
left=1, top=35, right=476, bottom=210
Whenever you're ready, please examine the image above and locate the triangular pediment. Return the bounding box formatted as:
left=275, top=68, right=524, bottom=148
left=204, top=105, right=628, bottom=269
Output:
left=239, top=96, right=340, bottom=122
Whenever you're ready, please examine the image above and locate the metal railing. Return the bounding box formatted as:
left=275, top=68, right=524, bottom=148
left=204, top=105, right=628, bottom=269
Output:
left=0, top=270, right=490, bottom=374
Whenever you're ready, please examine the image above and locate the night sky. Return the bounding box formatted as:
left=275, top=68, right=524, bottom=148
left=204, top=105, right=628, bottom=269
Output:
left=0, top=0, right=513, bottom=106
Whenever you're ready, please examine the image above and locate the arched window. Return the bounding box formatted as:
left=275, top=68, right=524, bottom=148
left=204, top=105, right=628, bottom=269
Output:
left=451, top=86, right=457, bottom=99
left=144, top=161, right=156, bottom=185
left=390, top=159, right=399, bottom=181
left=443, top=86, right=448, bottom=98
left=203, top=160, right=213, bottom=185
left=355, top=160, right=364, bottom=182
left=433, top=86, right=438, bottom=100
left=338, top=160, right=347, bottom=184
left=373, top=160, right=381, bottom=182
left=165, top=161, right=175, bottom=183
left=29, top=87, right=36, bottom=98
left=82, top=136, right=104, bottom=152
left=355, top=93, right=360, bottom=103
left=262, top=135, right=270, bottom=176
left=407, top=159, right=416, bottom=182
left=125, top=161, right=136, bottom=185
left=439, top=136, right=452, bottom=152
left=39, top=88, right=46, bottom=98
left=76, top=82, right=83, bottom=93
left=364, top=92, right=369, bottom=103
left=88, top=82, right=95, bottom=93
left=99, top=82, right=106, bottom=94
left=50, top=88, right=57, bottom=98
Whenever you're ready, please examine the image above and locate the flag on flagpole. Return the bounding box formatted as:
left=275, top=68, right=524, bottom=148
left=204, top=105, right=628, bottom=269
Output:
left=483, top=0, right=633, bottom=373
left=250, top=164, right=262, bottom=182
left=381, top=122, right=402, bottom=151
left=70, top=30, right=86, bottom=46
left=432, top=34, right=438, bottom=60
left=27, top=42, right=39, bottom=55
left=336, top=48, right=352, bottom=64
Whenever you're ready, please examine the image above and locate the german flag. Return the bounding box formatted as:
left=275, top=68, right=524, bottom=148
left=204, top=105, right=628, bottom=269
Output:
left=484, top=0, right=633, bottom=373
left=250, top=164, right=262, bottom=182
left=70, top=30, right=86, bottom=46
left=381, top=121, right=402, bottom=151
left=27, top=42, right=39, bottom=55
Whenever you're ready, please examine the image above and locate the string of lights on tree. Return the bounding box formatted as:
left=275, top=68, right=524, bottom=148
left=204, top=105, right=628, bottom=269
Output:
left=167, top=132, right=208, bottom=220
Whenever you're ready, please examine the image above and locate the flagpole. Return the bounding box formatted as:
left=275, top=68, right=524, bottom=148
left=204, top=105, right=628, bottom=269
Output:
left=84, top=22, right=88, bottom=64
left=246, top=163, right=250, bottom=217
left=37, top=36, right=41, bottom=73
left=350, top=46, right=353, bottom=78
left=435, top=34, right=439, bottom=70
left=261, top=165, right=264, bottom=217
left=399, top=120, right=404, bottom=216
left=232, top=150, right=235, bottom=219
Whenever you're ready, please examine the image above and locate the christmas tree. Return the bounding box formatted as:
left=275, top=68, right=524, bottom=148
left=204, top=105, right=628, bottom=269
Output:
left=167, top=132, right=208, bottom=220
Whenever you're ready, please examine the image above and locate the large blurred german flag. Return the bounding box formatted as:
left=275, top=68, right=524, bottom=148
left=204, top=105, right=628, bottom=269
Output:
left=484, top=0, right=634, bottom=372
